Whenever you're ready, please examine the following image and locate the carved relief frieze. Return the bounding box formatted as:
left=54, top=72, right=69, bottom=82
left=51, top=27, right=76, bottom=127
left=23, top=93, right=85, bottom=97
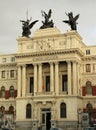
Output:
left=32, top=55, right=58, bottom=62
left=25, top=38, right=57, bottom=52
left=59, top=39, right=66, bottom=46
left=35, top=38, right=55, bottom=51
left=26, top=43, right=34, bottom=49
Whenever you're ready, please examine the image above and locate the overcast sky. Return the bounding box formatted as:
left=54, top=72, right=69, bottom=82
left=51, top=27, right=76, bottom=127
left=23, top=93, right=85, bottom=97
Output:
left=0, top=0, right=96, bottom=54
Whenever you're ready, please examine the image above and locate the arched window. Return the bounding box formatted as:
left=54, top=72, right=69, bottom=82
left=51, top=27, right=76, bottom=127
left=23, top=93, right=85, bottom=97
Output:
left=86, top=81, right=92, bottom=94
left=9, top=105, right=14, bottom=114
left=1, top=86, right=5, bottom=98
left=10, top=86, right=14, bottom=97
left=26, top=104, right=31, bottom=118
left=60, top=102, right=66, bottom=118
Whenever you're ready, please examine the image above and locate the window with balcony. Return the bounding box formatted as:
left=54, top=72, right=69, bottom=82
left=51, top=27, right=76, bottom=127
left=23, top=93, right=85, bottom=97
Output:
left=62, top=75, right=68, bottom=92
left=30, top=77, right=34, bottom=94
left=45, top=76, right=50, bottom=92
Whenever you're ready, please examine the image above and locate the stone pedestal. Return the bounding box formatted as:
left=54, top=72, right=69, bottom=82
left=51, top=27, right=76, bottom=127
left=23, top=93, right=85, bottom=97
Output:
left=51, top=119, right=57, bottom=128
left=32, top=120, right=38, bottom=130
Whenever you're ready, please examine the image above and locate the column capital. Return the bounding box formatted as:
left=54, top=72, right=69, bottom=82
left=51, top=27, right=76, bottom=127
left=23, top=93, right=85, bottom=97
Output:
left=38, top=63, right=42, bottom=66
left=67, top=60, right=71, bottom=64
left=17, top=64, right=22, bottom=68
left=33, top=63, right=38, bottom=66
left=49, top=62, right=54, bottom=65
left=72, top=60, right=78, bottom=64
left=22, top=64, right=26, bottom=67
left=54, top=61, right=59, bottom=65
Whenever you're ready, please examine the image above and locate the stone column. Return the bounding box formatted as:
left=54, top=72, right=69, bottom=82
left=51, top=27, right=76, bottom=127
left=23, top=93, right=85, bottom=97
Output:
left=17, top=65, right=22, bottom=97
left=72, top=61, right=77, bottom=95
left=22, top=65, right=26, bottom=97
left=38, top=63, right=42, bottom=92
left=34, top=64, right=38, bottom=96
left=50, top=62, right=54, bottom=94
left=67, top=61, right=72, bottom=95
left=54, top=62, right=59, bottom=95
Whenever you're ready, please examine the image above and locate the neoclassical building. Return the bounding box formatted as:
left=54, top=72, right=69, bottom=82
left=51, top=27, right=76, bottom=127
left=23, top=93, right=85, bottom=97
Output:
left=0, top=28, right=96, bottom=130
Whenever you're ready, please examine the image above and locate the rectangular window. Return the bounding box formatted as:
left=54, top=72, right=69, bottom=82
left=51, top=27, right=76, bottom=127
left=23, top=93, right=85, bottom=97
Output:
left=10, top=70, right=14, bottom=78
left=46, top=76, right=50, bottom=92
left=62, top=75, right=67, bottom=92
left=86, top=50, right=90, bottom=55
left=30, top=77, right=34, bottom=94
left=11, top=57, right=15, bottom=62
left=2, top=58, right=6, bottom=63
left=86, top=64, right=91, bottom=72
left=2, top=71, right=5, bottom=78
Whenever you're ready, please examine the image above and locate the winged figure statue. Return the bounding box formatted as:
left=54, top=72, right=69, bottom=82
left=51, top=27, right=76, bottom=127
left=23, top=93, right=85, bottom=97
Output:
left=20, top=18, right=38, bottom=37
left=40, top=9, right=54, bottom=29
left=63, top=12, right=80, bottom=30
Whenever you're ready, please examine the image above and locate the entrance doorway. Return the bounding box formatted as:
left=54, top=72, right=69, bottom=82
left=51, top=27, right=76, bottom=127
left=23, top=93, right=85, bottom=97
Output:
left=41, top=108, right=51, bottom=130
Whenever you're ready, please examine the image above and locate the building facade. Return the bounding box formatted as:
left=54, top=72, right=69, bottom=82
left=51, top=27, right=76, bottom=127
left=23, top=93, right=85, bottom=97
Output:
left=0, top=28, right=96, bottom=130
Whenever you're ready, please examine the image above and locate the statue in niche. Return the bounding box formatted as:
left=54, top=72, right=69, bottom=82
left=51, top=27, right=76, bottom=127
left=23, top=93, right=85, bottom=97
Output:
left=40, top=9, right=54, bottom=29
left=62, top=12, right=80, bottom=30
left=20, top=17, right=38, bottom=37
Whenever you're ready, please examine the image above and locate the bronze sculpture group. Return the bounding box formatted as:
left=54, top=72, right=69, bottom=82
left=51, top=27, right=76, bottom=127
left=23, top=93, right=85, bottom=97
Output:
left=20, top=9, right=80, bottom=37
left=40, top=9, right=54, bottom=29
left=62, top=12, right=79, bottom=30
left=20, top=18, right=38, bottom=37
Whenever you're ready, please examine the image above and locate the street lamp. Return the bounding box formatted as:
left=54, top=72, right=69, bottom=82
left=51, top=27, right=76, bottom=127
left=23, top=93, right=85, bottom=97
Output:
left=86, top=102, right=93, bottom=127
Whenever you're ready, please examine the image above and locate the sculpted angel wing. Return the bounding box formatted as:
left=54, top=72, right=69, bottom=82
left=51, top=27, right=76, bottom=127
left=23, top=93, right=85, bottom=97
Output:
left=62, top=20, right=70, bottom=25
left=29, top=20, right=39, bottom=29
left=73, top=14, right=80, bottom=21
left=48, top=9, right=52, bottom=18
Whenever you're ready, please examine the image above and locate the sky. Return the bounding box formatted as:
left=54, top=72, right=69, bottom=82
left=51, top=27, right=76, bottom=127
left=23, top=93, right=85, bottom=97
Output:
left=0, top=0, right=96, bottom=54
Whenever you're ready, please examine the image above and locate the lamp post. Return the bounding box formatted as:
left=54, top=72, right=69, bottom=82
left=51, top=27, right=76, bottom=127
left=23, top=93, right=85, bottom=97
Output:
left=86, top=102, right=93, bottom=127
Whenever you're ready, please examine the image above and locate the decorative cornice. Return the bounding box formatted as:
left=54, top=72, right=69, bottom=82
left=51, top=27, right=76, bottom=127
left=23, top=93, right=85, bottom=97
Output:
left=15, top=48, right=84, bottom=58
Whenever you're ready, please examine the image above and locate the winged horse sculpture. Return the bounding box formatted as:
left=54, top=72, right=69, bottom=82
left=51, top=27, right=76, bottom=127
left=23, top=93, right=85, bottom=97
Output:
left=63, top=12, right=80, bottom=30
left=20, top=17, right=38, bottom=37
